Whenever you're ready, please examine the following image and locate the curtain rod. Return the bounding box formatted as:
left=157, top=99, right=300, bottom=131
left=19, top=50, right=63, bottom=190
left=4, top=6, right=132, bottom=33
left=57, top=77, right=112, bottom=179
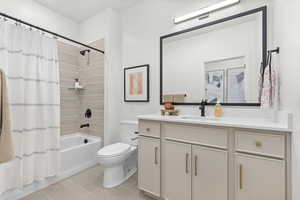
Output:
left=0, top=12, right=105, bottom=54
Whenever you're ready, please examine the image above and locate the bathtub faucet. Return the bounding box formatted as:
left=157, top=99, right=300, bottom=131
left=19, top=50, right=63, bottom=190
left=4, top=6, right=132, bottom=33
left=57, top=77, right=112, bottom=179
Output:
left=80, top=123, right=90, bottom=128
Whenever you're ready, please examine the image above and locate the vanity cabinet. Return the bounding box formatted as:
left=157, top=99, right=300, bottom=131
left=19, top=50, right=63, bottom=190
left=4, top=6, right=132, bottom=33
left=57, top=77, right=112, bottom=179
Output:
left=235, top=130, right=286, bottom=200
left=235, top=154, right=285, bottom=200
left=163, top=123, right=228, bottom=200
left=164, top=140, right=228, bottom=200
left=164, top=140, right=192, bottom=200
left=192, top=145, right=228, bottom=200
left=138, top=136, right=160, bottom=197
left=138, top=119, right=291, bottom=200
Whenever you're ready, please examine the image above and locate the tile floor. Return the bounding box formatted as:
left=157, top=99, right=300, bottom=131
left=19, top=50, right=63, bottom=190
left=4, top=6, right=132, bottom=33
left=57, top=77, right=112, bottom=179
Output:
left=21, top=165, right=154, bottom=200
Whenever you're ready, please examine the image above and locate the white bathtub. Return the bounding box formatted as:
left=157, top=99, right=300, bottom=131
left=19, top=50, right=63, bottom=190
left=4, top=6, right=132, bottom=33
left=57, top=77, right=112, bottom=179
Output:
left=0, top=133, right=102, bottom=200
left=60, top=133, right=102, bottom=175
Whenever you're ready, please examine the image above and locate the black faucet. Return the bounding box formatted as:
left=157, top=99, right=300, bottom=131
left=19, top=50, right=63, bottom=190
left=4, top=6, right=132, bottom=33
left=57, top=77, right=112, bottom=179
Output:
left=199, top=99, right=207, bottom=117
left=80, top=123, right=90, bottom=128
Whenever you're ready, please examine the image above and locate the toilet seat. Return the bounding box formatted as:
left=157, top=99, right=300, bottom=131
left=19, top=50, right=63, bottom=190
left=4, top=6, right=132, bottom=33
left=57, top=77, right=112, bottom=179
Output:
left=97, top=143, right=131, bottom=158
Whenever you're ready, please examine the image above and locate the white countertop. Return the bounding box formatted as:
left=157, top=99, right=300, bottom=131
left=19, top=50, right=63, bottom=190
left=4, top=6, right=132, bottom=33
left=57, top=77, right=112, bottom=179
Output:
left=137, top=114, right=293, bottom=133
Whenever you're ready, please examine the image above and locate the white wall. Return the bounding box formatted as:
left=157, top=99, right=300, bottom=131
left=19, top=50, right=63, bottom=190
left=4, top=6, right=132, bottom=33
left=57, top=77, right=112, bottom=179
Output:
left=273, top=1, right=300, bottom=199
left=103, top=9, right=122, bottom=145
left=120, top=0, right=270, bottom=120
left=79, top=8, right=122, bottom=145
left=0, top=0, right=79, bottom=40
left=79, top=10, right=107, bottom=44
left=120, top=0, right=300, bottom=199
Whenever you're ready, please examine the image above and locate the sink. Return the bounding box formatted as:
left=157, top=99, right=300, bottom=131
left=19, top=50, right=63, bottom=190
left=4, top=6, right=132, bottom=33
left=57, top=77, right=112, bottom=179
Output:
left=180, top=116, right=219, bottom=121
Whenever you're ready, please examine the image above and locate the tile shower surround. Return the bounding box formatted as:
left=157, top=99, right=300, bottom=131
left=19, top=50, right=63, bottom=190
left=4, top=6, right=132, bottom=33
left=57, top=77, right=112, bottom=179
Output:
left=58, top=40, right=104, bottom=138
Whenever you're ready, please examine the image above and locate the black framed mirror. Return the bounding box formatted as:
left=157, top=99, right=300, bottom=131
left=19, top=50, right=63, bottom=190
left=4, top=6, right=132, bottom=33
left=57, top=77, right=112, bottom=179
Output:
left=160, top=6, right=267, bottom=106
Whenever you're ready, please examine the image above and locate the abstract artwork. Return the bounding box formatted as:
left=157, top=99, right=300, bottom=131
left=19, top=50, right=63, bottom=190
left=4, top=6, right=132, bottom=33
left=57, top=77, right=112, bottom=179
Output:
left=124, top=65, right=149, bottom=102
left=227, top=67, right=246, bottom=103
left=205, top=70, right=224, bottom=103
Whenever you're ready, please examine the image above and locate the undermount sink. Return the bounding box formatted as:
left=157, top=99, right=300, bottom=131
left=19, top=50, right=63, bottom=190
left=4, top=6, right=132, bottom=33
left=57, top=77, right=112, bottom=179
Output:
left=180, top=116, right=219, bottom=121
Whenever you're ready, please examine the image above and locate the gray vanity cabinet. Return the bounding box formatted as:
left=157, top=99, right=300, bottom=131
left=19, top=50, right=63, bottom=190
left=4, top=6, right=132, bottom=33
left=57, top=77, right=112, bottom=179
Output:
left=235, top=130, right=287, bottom=200
left=164, top=140, right=228, bottom=200
left=138, top=119, right=291, bottom=200
left=138, top=136, right=160, bottom=197
left=235, top=154, right=285, bottom=200
left=164, top=140, right=192, bottom=200
left=192, top=145, right=228, bottom=200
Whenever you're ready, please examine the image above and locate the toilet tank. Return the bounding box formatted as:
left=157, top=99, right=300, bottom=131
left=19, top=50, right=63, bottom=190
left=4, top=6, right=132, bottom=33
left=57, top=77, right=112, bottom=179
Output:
left=120, top=120, right=138, bottom=146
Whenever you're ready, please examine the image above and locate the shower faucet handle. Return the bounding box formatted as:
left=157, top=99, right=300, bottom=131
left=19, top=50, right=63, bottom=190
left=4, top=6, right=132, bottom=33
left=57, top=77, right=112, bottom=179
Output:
left=85, top=109, right=92, bottom=118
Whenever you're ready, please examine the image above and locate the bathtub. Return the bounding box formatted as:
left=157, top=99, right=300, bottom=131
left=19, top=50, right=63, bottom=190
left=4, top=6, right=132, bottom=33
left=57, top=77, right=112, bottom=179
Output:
left=0, top=133, right=102, bottom=200
left=60, top=133, right=102, bottom=175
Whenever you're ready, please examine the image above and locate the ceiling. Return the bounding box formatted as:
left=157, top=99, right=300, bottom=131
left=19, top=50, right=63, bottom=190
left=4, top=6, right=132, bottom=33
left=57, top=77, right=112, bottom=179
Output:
left=34, top=0, right=139, bottom=22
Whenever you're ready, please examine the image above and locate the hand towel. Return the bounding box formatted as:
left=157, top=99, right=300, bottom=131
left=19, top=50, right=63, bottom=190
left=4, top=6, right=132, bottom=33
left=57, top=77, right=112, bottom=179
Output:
left=260, top=55, right=280, bottom=110
left=0, top=69, right=14, bottom=163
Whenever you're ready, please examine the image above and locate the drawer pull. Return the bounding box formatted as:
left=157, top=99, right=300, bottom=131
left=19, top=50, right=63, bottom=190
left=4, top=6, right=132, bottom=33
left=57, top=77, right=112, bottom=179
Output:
left=146, top=128, right=150, bottom=132
left=185, top=153, right=189, bottom=174
left=154, top=147, right=158, bottom=165
left=194, top=155, right=198, bottom=176
left=239, top=164, right=243, bottom=190
left=255, top=141, right=263, bottom=148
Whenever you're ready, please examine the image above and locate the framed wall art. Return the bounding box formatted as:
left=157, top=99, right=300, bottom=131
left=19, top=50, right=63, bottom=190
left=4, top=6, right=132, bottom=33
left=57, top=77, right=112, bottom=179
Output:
left=124, top=64, right=149, bottom=102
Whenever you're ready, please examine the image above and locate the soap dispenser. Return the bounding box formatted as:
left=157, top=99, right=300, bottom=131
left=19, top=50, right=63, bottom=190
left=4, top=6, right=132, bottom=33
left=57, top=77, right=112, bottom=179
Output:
left=214, top=101, right=222, bottom=118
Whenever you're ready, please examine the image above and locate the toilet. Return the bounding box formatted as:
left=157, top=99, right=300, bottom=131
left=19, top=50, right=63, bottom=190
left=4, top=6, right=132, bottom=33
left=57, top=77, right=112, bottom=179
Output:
left=97, top=121, right=138, bottom=188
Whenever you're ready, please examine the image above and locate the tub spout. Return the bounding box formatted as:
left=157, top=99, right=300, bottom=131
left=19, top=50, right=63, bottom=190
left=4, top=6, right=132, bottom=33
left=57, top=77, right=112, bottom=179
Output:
left=80, top=123, right=90, bottom=128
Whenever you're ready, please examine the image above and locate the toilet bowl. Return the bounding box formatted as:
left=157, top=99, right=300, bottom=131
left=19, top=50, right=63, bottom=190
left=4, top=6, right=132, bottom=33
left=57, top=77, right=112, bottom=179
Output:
left=97, top=143, right=137, bottom=188
left=97, top=121, right=138, bottom=188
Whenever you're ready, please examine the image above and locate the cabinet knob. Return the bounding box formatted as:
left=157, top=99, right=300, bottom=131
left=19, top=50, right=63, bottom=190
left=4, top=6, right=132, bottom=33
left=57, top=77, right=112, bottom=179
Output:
left=255, top=141, right=263, bottom=148
left=146, top=128, right=150, bottom=132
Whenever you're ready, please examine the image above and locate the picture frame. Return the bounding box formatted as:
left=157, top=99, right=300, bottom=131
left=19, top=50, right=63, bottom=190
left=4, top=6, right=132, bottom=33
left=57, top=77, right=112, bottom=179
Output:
left=205, top=70, right=225, bottom=103
left=124, top=64, right=150, bottom=102
left=226, top=66, right=246, bottom=103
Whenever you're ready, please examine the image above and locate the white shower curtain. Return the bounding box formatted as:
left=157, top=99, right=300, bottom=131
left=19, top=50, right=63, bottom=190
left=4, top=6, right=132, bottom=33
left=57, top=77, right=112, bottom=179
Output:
left=0, top=21, right=60, bottom=194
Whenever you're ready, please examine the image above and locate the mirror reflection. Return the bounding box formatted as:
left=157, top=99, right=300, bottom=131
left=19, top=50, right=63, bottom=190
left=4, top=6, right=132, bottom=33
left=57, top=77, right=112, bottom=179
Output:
left=162, top=11, right=264, bottom=104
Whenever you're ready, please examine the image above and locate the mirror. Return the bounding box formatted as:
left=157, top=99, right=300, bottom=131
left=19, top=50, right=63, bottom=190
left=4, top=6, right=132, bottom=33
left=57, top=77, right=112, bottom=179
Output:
left=160, top=7, right=267, bottom=106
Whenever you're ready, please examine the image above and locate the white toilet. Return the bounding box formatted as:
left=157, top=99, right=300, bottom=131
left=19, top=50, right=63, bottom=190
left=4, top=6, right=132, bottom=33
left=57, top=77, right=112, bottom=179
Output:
left=97, top=121, right=138, bottom=188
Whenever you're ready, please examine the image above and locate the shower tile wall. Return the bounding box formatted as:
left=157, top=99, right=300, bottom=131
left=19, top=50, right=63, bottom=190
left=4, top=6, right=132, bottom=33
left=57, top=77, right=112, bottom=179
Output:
left=58, top=42, right=81, bottom=135
left=58, top=40, right=105, bottom=138
left=78, top=40, right=105, bottom=137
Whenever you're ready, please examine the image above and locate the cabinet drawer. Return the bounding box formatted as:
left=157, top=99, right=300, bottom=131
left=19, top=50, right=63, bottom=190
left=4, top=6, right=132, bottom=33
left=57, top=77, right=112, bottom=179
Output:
left=163, top=123, right=228, bottom=149
left=139, top=120, right=161, bottom=138
left=235, top=131, right=285, bottom=158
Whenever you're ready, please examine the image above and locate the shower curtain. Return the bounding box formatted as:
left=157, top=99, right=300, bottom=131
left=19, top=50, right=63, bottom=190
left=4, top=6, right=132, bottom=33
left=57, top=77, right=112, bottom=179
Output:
left=0, top=21, right=60, bottom=194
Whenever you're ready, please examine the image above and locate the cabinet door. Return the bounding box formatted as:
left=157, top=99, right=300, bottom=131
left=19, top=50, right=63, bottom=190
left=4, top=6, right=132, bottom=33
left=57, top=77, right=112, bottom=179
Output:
left=138, top=136, right=160, bottom=197
left=192, top=145, right=228, bottom=200
left=164, top=140, right=192, bottom=200
left=236, top=154, right=285, bottom=200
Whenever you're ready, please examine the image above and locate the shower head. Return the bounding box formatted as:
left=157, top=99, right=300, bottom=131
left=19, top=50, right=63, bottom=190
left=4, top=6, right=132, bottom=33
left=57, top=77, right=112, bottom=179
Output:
left=80, top=49, right=90, bottom=56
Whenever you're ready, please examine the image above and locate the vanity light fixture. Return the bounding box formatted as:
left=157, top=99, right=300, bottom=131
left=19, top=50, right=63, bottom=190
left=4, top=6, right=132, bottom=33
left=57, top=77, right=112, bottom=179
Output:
left=174, top=0, right=240, bottom=24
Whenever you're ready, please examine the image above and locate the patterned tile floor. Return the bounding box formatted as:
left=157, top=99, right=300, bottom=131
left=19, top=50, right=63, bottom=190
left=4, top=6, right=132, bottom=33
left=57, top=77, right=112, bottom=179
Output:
left=21, top=165, right=153, bottom=200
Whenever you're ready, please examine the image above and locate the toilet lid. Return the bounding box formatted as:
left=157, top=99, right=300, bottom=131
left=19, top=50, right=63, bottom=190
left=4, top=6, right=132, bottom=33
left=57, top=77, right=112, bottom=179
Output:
left=97, top=143, right=131, bottom=157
